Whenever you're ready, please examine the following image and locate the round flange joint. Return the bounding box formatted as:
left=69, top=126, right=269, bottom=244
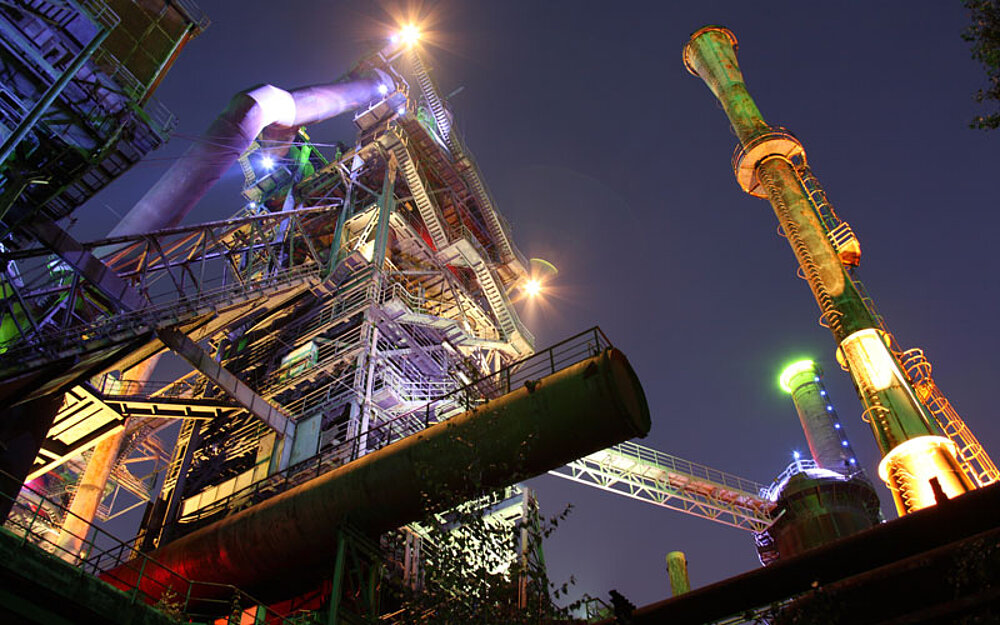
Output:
left=732, top=128, right=805, bottom=198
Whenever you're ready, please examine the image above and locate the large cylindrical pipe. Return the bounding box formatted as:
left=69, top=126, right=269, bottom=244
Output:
left=683, top=26, right=973, bottom=515
left=54, top=358, right=158, bottom=558
left=55, top=430, right=123, bottom=558
left=109, top=75, right=390, bottom=237
left=103, top=347, right=650, bottom=604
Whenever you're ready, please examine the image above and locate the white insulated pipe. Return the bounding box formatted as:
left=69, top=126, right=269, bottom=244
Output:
left=109, top=74, right=391, bottom=236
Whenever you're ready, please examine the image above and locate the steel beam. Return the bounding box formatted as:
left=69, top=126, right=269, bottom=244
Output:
left=156, top=328, right=293, bottom=440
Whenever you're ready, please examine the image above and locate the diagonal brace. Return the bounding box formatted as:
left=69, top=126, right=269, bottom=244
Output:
left=21, top=216, right=147, bottom=310
left=157, top=328, right=294, bottom=441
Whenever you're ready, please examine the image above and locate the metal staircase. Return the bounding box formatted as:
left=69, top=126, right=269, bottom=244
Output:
left=437, top=237, right=532, bottom=354
left=409, top=51, right=452, bottom=145
left=407, top=50, right=518, bottom=268
left=382, top=131, right=450, bottom=250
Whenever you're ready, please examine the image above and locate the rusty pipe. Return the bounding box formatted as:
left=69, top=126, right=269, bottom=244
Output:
left=103, top=347, right=650, bottom=604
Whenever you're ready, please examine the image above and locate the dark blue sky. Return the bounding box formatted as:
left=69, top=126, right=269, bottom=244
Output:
left=77, top=1, right=999, bottom=609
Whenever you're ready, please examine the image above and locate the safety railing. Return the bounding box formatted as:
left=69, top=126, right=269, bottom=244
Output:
left=899, top=348, right=999, bottom=486
left=760, top=458, right=821, bottom=502
left=90, top=373, right=214, bottom=401
left=610, top=440, right=769, bottom=508
left=1, top=470, right=297, bottom=623
left=172, top=327, right=612, bottom=529
left=0, top=263, right=321, bottom=367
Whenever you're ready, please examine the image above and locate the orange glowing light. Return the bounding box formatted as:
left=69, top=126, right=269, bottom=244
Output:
left=399, top=24, right=420, bottom=47
left=878, top=435, right=973, bottom=514
left=523, top=279, right=542, bottom=298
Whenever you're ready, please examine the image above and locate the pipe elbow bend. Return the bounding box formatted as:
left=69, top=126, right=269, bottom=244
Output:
left=242, top=84, right=297, bottom=128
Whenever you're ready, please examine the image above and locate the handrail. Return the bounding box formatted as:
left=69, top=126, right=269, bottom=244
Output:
left=1, top=469, right=296, bottom=622
left=173, top=327, right=612, bottom=528
left=0, top=263, right=321, bottom=366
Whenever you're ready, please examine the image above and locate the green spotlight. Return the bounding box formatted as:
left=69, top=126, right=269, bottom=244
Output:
left=779, top=359, right=816, bottom=394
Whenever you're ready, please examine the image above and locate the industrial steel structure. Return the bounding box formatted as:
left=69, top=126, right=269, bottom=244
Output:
left=0, top=12, right=657, bottom=621
left=683, top=25, right=998, bottom=515
left=2, top=7, right=998, bottom=624
left=0, top=0, right=207, bottom=525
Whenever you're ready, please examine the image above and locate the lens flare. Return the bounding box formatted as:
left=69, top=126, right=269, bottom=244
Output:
left=399, top=24, right=420, bottom=46
left=523, top=279, right=542, bottom=298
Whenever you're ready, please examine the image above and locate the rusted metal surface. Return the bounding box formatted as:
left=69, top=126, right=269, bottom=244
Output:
left=103, top=347, right=650, bottom=602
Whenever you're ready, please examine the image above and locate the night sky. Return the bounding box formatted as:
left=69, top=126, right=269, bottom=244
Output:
left=74, top=1, right=1000, bottom=609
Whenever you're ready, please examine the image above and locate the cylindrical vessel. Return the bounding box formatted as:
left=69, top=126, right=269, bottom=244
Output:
left=684, top=26, right=973, bottom=514
left=765, top=471, right=880, bottom=562
left=103, top=348, right=650, bottom=604
left=779, top=360, right=857, bottom=474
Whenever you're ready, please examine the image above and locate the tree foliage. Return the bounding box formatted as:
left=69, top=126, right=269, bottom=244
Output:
left=963, top=0, right=1000, bottom=129
left=388, top=490, right=587, bottom=625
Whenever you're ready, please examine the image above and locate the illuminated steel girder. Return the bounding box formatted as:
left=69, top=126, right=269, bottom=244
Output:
left=549, top=441, right=774, bottom=532
left=28, top=376, right=236, bottom=480
left=0, top=206, right=332, bottom=404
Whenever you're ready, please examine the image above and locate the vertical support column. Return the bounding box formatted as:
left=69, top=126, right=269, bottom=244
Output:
left=328, top=179, right=353, bottom=273
left=327, top=529, right=347, bottom=625
left=156, top=423, right=202, bottom=547
left=357, top=320, right=379, bottom=459
left=372, top=158, right=397, bottom=272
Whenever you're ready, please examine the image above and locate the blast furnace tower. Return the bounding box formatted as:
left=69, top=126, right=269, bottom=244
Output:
left=0, top=22, right=651, bottom=621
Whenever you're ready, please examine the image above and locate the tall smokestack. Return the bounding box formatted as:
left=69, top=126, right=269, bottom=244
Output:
left=683, top=26, right=973, bottom=515
left=779, top=360, right=859, bottom=475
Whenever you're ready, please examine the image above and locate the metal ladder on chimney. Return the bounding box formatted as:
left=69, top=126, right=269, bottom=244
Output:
left=796, top=164, right=997, bottom=489
left=899, top=348, right=999, bottom=486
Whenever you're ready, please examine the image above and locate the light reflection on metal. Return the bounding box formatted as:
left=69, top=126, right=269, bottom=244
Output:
left=878, top=435, right=972, bottom=513
left=838, top=329, right=899, bottom=393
